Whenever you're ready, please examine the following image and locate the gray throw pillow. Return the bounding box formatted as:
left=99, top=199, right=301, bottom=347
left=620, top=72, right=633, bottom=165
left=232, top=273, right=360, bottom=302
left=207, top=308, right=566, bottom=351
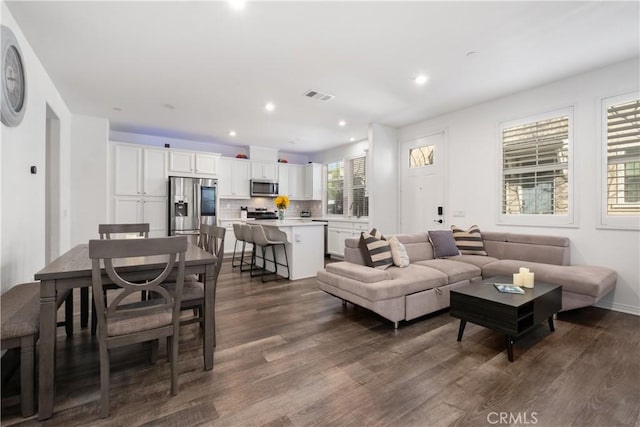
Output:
left=428, top=230, right=460, bottom=258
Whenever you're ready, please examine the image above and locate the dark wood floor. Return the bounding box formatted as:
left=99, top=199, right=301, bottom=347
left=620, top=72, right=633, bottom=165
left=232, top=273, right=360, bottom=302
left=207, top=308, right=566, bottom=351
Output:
left=2, top=260, right=639, bottom=426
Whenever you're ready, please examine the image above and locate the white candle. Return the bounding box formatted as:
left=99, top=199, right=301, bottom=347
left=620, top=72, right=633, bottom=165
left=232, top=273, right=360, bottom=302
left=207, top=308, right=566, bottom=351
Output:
left=513, top=273, right=523, bottom=286
left=519, top=267, right=530, bottom=275
left=523, top=272, right=535, bottom=288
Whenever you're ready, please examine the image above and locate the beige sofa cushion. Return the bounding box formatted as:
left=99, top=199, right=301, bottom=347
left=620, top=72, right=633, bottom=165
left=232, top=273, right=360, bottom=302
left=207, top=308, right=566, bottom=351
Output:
left=482, top=260, right=616, bottom=297
left=414, top=259, right=482, bottom=283
left=449, top=254, right=499, bottom=268
left=326, top=262, right=391, bottom=283
left=318, top=266, right=447, bottom=301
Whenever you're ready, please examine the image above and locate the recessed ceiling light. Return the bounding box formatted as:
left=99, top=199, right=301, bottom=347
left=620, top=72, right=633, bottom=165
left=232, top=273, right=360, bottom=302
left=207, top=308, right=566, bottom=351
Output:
left=265, top=102, right=275, bottom=112
left=112, top=107, right=122, bottom=112
left=414, top=74, right=428, bottom=86
left=350, top=137, right=355, bottom=142
left=289, top=140, right=296, bottom=145
left=229, top=130, right=237, bottom=137
left=162, top=103, right=175, bottom=110
left=338, top=120, right=346, bottom=127
left=228, top=0, right=246, bottom=11
left=466, top=51, right=477, bottom=57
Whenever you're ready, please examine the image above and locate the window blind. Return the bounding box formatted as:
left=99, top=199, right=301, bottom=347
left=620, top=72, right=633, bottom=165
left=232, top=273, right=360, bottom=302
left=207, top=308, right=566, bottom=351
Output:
left=349, top=156, right=368, bottom=217
left=502, top=116, right=569, bottom=215
left=606, top=99, right=640, bottom=215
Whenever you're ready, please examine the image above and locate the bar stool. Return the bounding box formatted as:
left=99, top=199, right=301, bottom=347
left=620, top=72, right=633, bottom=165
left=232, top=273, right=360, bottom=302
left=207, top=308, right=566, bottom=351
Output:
left=231, top=223, right=245, bottom=269
left=251, top=225, right=290, bottom=282
left=241, top=224, right=256, bottom=273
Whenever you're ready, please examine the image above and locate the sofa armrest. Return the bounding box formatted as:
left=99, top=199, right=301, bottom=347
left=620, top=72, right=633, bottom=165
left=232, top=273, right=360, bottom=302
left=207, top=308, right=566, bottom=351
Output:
left=325, top=262, right=391, bottom=283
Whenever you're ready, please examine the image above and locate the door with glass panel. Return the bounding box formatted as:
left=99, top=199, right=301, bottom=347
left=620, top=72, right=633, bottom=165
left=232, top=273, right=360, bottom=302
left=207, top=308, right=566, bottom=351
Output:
left=400, top=132, right=446, bottom=233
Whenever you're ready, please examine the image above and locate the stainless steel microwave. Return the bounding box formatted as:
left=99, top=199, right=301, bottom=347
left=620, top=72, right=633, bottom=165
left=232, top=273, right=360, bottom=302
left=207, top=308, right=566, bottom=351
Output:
left=250, top=179, right=279, bottom=197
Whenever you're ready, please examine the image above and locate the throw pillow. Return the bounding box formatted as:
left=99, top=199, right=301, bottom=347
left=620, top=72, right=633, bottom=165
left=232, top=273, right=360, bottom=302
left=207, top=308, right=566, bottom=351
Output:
left=360, top=230, right=393, bottom=269
left=451, top=224, right=488, bottom=256
left=388, top=236, right=410, bottom=268
left=427, top=230, right=460, bottom=258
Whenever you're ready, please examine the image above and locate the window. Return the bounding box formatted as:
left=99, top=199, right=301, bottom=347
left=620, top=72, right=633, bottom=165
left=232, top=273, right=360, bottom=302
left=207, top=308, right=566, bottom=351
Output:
left=325, top=155, right=368, bottom=217
left=409, top=145, right=434, bottom=168
left=601, top=92, right=640, bottom=228
left=326, top=161, right=344, bottom=215
left=349, top=156, right=368, bottom=217
left=499, top=108, right=573, bottom=225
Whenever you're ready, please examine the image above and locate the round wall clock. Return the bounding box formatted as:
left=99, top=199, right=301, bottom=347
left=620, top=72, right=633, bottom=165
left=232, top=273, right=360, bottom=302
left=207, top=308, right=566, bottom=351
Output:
left=1, top=25, right=27, bottom=127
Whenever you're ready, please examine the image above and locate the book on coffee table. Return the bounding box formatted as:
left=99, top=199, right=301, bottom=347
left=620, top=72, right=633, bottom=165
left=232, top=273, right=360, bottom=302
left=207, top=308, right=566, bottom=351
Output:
left=493, top=284, right=525, bottom=294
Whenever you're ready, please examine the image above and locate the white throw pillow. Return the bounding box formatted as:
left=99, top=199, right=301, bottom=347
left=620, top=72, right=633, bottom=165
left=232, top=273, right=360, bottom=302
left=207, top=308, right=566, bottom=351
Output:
left=388, top=236, right=410, bottom=268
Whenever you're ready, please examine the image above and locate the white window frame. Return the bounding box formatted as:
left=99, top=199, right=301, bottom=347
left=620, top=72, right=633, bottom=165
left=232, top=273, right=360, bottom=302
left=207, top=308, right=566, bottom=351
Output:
left=325, top=160, right=344, bottom=217
left=324, top=154, right=369, bottom=219
left=497, top=107, right=575, bottom=227
left=599, top=91, right=640, bottom=230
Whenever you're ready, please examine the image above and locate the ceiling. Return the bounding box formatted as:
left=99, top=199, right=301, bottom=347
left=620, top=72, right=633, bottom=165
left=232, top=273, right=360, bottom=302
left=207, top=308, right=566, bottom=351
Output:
left=6, top=1, right=639, bottom=153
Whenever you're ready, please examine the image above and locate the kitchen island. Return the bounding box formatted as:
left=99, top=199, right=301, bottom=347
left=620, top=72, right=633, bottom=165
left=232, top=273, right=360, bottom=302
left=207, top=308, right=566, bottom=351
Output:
left=251, top=219, right=326, bottom=280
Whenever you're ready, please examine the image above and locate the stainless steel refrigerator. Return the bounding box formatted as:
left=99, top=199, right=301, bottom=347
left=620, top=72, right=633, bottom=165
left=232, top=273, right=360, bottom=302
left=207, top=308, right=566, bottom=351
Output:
left=168, top=176, right=218, bottom=240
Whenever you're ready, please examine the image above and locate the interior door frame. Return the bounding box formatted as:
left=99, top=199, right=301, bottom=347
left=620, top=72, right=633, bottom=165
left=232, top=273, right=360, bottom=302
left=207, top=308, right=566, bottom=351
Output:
left=398, top=129, right=449, bottom=233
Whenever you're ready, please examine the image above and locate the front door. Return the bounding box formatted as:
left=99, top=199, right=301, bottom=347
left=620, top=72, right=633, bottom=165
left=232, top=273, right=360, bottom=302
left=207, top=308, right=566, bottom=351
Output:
left=399, top=132, right=447, bottom=233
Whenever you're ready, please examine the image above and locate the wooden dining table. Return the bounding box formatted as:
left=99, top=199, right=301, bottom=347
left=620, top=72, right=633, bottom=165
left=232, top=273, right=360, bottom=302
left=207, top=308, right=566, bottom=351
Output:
left=34, top=242, right=218, bottom=420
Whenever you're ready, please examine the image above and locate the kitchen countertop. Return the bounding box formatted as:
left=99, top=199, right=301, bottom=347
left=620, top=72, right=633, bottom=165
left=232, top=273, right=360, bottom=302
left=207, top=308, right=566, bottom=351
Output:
left=219, top=216, right=369, bottom=223
left=251, top=219, right=327, bottom=227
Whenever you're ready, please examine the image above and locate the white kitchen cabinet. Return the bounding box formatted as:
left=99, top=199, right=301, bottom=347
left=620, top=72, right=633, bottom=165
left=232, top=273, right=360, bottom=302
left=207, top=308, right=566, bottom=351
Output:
left=169, top=150, right=194, bottom=174
left=327, top=220, right=370, bottom=257
left=219, top=158, right=251, bottom=198
left=114, top=144, right=167, bottom=197
left=169, top=150, right=220, bottom=176
left=195, top=153, right=219, bottom=175
left=251, top=162, right=278, bottom=180
left=114, top=196, right=167, bottom=237
left=304, top=163, right=323, bottom=200
left=278, top=164, right=305, bottom=200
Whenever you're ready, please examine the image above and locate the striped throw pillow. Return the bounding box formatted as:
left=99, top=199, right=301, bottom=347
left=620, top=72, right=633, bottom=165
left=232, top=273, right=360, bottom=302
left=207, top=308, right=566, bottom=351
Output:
left=451, top=225, right=488, bottom=256
left=359, top=229, right=393, bottom=270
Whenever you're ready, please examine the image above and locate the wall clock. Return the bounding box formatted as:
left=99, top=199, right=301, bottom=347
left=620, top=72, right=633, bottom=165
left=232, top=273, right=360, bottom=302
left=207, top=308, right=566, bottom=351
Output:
left=1, top=25, right=27, bottom=127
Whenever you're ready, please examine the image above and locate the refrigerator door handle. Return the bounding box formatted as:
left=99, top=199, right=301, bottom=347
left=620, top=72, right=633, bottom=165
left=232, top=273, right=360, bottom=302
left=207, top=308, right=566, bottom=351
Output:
left=194, top=181, right=201, bottom=228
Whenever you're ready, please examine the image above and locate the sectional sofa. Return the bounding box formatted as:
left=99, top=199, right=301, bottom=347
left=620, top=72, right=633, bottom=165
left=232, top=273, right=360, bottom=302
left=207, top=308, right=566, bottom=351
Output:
left=316, top=231, right=617, bottom=328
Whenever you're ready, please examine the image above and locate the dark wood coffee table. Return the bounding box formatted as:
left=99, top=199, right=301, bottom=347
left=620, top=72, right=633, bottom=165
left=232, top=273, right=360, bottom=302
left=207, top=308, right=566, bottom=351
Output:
left=450, top=276, right=562, bottom=362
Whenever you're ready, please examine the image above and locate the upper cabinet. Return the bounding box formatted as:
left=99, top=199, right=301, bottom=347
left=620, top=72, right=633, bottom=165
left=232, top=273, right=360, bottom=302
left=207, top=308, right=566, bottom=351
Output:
left=250, top=162, right=278, bottom=181
left=169, top=150, right=220, bottom=176
left=278, top=163, right=305, bottom=200
left=304, top=163, right=323, bottom=200
left=114, top=144, right=167, bottom=197
left=219, top=158, right=251, bottom=199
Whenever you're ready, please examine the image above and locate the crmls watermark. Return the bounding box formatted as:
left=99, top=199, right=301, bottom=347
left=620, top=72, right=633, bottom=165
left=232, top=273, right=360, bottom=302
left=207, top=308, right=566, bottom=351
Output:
left=487, top=412, right=538, bottom=425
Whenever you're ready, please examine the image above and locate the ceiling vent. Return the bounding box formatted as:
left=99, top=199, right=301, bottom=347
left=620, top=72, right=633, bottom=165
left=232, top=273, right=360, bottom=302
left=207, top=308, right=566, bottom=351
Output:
left=303, top=89, right=335, bottom=102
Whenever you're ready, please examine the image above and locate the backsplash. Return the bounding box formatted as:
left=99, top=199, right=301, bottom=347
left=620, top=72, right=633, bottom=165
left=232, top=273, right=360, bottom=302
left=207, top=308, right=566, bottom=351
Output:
left=219, top=197, right=324, bottom=219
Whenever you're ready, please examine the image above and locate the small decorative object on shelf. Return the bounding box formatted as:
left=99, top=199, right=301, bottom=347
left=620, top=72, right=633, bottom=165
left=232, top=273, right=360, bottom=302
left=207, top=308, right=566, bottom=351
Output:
left=274, top=194, right=290, bottom=220
left=235, top=153, right=248, bottom=159
left=278, top=158, right=288, bottom=163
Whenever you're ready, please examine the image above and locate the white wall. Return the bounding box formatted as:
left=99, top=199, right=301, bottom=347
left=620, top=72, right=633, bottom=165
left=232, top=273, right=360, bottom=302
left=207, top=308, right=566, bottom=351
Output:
left=369, top=123, right=399, bottom=233
left=1, top=2, right=72, bottom=292
left=70, top=115, right=108, bottom=246
left=398, top=58, right=640, bottom=315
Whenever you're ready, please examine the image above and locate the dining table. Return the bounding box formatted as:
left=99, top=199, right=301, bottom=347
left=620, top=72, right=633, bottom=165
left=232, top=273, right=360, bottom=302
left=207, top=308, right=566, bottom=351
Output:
left=34, top=242, right=218, bottom=420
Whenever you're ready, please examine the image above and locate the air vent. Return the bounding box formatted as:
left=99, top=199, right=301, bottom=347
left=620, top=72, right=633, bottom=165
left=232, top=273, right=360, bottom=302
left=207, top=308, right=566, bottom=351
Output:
left=304, top=89, right=335, bottom=102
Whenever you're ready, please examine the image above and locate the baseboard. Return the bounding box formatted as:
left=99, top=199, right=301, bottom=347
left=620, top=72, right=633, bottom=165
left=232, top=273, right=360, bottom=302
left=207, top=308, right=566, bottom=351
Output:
left=594, top=300, right=640, bottom=316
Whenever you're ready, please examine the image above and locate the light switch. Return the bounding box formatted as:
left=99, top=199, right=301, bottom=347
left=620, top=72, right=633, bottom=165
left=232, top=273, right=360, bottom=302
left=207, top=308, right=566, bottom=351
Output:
left=294, top=233, right=301, bottom=242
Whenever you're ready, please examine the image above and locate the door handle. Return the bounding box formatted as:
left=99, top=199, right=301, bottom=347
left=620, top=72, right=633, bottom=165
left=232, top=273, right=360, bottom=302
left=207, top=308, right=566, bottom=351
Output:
left=433, top=219, right=443, bottom=224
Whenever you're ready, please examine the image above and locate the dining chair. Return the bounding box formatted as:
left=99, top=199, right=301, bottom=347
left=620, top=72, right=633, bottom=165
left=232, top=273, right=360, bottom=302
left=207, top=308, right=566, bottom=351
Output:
left=88, top=235, right=187, bottom=418
left=91, top=223, right=151, bottom=335
left=162, top=225, right=225, bottom=342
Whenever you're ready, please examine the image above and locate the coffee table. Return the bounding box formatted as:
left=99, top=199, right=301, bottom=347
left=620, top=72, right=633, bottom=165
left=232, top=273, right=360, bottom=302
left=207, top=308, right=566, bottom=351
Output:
left=450, top=276, right=562, bottom=362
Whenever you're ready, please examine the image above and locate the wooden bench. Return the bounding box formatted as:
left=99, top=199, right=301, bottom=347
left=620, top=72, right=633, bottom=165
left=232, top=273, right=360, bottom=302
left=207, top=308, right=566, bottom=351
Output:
left=1, top=283, right=72, bottom=417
